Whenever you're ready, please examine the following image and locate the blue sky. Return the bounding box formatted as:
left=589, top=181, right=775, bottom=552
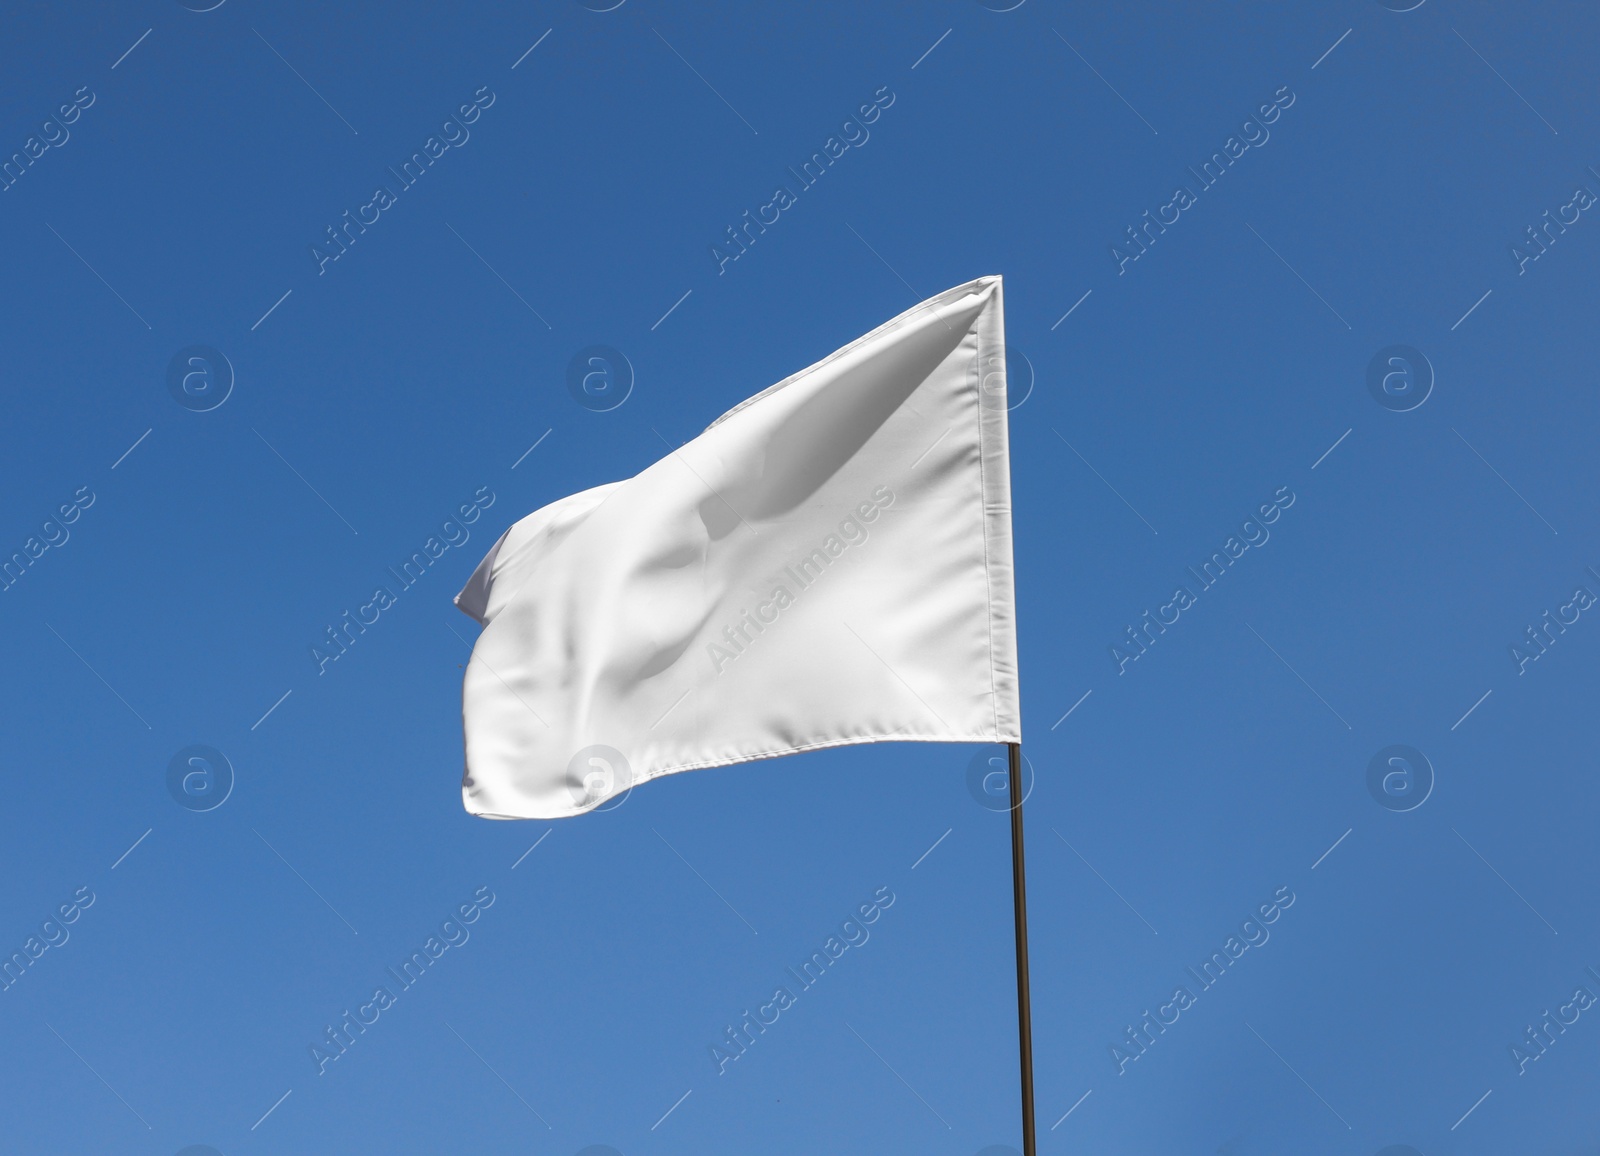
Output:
left=3, top=2, right=1599, bottom=1154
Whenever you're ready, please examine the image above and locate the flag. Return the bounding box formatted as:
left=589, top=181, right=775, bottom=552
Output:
left=456, top=276, right=1019, bottom=819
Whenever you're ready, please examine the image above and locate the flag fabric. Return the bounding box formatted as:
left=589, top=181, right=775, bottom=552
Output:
left=455, top=276, right=1020, bottom=819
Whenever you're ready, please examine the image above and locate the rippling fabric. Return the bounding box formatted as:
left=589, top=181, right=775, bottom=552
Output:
left=456, top=276, right=1020, bottom=819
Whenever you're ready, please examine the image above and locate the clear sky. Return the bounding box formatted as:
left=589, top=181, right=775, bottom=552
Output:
left=3, top=2, right=1598, bottom=1154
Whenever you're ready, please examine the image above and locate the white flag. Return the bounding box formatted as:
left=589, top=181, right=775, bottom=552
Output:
left=456, top=276, right=1019, bottom=819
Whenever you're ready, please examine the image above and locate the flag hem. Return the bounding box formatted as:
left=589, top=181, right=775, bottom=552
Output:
left=703, top=275, right=1004, bottom=433
left=466, top=728, right=1022, bottom=820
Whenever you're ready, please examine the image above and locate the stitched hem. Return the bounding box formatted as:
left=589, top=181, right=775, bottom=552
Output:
left=465, top=728, right=1022, bottom=820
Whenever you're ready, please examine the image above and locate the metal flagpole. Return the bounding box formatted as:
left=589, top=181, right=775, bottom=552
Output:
left=1008, top=742, right=1037, bottom=1155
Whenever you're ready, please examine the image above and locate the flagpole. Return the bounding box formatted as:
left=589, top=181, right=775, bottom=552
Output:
left=1008, top=742, right=1037, bottom=1156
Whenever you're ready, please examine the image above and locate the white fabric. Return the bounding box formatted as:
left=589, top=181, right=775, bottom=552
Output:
left=456, top=276, right=1020, bottom=819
